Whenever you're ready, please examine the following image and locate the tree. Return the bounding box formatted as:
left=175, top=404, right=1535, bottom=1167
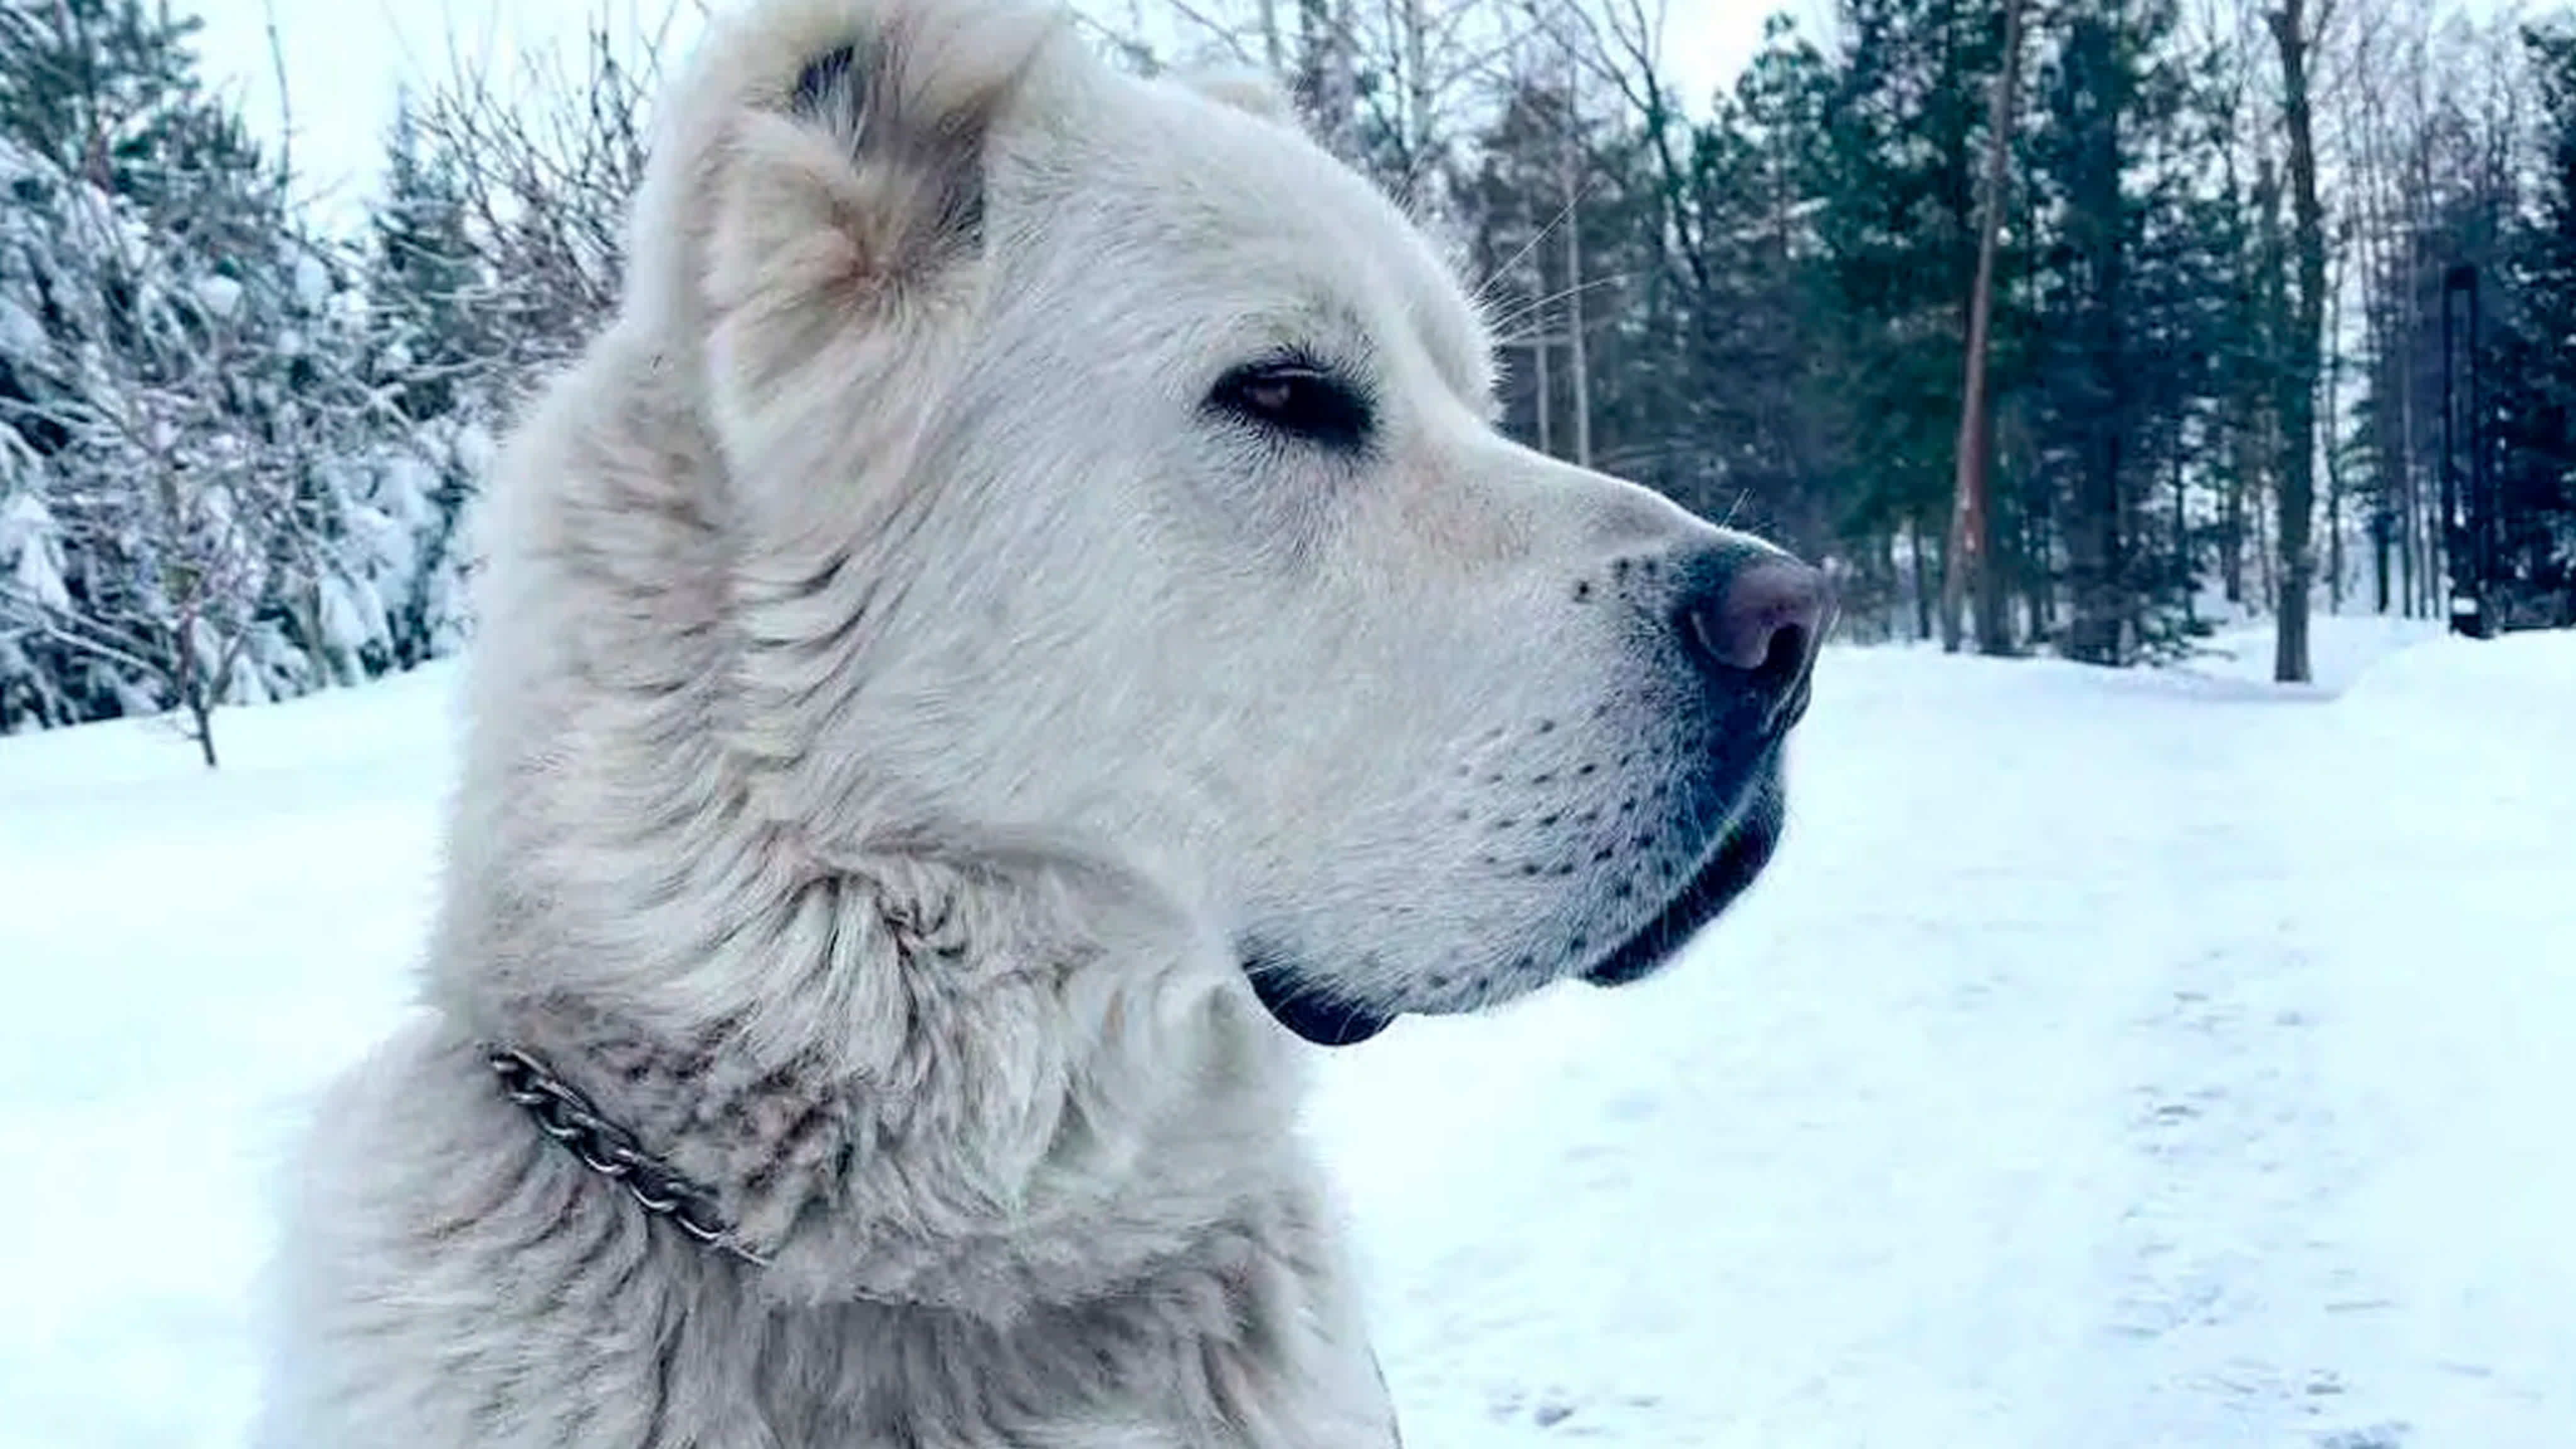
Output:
left=10, top=210, right=277, bottom=764
left=1667, top=20, right=1845, bottom=557
left=369, top=93, right=484, bottom=421
left=1465, top=65, right=1650, bottom=475
left=1813, top=0, right=2026, bottom=641
left=2023, top=0, right=2218, bottom=663
left=2266, top=0, right=2329, bottom=681
left=2485, top=24, right=2576, bottom=625
left=0, top=0, right=401, bottom=758
left=1940, top=0, right=2024, bottom=657
left=408, top=18, right=663, bottom=392
left=361, top=92, right=490, bottom=667
left=0, top=0, right=226, bottom=200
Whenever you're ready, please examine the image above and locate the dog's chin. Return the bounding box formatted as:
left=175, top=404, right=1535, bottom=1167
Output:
left=1579, top=781, right=1785, bottom=989
left=1243, top=967, right=1398, bottom=1048
left=1238, top=763, right=1788, bottom=1046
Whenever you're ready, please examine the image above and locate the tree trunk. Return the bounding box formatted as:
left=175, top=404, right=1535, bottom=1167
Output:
left=1296, top=0, right=1358, bottom=160
left=171, top=614, right=219, bottom=770
left=2060, top=11, right=2130, bottom=666
left=2222, top=426, right=2247, bottom=604
left=2176, top=439, right=2197, bottom=630
left=2323, top=235, right=2346, bottom=613
left=1941, top=0, right=2026, bottom=657
left=1910, top=514, right=1936, bottom=641
left=2398, top=360, right=2418, bottom=615
left=1533, top=221, right=1554, bottom=457
left=189, top=696, right=219, bottom=769
left=2255, top=452, right=2278, bottom=605
left=1330, top=0, right=1359, bottom=158
left=1562, top=83, right=1592, bottom=470
left=2269, top=0, right=2326, bottom=684
left=2024, top=445, right=2054, bottom=643
left=1401, top=0, right=1430, bottom=209
left=2067, top=419, right=2126, bottom=662
left=2372, top=508, right=2392, bottom=613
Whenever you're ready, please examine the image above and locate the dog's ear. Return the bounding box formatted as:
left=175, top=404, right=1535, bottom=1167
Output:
left=709, top=4, right=1058, bottom=305
left=1178, top=66, right=1299, bottom=127
left=649, top=0, right=1066, bottom=502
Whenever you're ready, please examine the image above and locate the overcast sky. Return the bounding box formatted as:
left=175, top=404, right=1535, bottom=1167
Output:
left=179, top=0, right=1811, bottom=226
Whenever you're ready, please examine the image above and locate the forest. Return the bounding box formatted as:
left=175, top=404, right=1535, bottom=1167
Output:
left=3, top=0, right=2572, bottom=763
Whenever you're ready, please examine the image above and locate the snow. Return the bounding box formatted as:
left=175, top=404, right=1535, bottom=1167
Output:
left=452, top=423, right=497, bottom=476
left=314, top=573, right=379, bottom=677
left=1, top=491, right=73, bottom=614
left=194, top=275, right=247, bottom=321
left=292, top=255, right=332, bottom=313
left=0, top=292, right=47, bottom=357
left=3, top=616, right=2572, bottom=1447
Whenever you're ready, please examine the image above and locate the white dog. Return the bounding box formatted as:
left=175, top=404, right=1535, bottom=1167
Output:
left=255, top=0, right=1826, bottom=1441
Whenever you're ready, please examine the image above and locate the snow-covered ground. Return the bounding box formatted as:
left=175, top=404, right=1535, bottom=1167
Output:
left=3, top=617, right=2571, bottom=1448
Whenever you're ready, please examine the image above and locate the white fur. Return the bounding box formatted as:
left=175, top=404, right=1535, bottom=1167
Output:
left=255, top=0, right=1796, bottom=1441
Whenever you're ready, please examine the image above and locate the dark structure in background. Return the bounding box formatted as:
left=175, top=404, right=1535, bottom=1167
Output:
left=2446, top=260, right=2576, bottom=638
left=2441, top=263, right=2492, bottom=638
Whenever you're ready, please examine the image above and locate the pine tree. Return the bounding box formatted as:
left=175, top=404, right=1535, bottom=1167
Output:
left=2487, top=24, right=2576, bottom=625
left=0, top=0, right=275, bottom=254
left=2024, top=0, right=2216, bottom=663
left=1813, top=0, right=2025, bottom=642
left=1664, top=21, right=1843, bottom=558
left=363, top=92, right=489, bottom=667
left=369, top=92, right=484, bottom=424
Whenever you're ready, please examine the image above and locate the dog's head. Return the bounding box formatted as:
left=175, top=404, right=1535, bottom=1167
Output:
left=621, top=0, right=1824, bottom=1048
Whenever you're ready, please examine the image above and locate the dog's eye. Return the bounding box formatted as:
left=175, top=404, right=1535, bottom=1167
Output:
left=1208, top=360, right=1373, bottom=452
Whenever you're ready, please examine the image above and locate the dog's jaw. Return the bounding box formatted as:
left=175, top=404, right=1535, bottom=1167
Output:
left=1579, top=765, right=1785, bottom=988
left=1241, top=941, right=1396, bottom=1046
left=1233, top=743, right=1794, bottom=1047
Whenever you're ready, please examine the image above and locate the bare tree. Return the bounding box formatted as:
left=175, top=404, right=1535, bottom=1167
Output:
left=1558, top=38, right=1592, bottom=467
left=408, top=9, right=680, bottom=394
left=1940, top=0, right=2025, bottom=657
left=2340, top=0, right=2528, bottom=621
left=2323, top=214, right=2348, bottom=611
left=1, top=197, right=311, bottom=767
left=2341, top=0, right=2418, bottom=614
left=2269, top=0, right=2331, bottom=682
left=1146, top=0, right=1532, bottom=219
left=1529, top=0, right=1704, bottom=294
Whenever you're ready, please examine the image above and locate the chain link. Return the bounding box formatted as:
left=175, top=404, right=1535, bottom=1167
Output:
left=484, top=1045, right=770, bottom=1267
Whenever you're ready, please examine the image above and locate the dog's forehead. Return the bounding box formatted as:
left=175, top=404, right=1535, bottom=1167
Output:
left=1025, top=72, right=1489, bottom=394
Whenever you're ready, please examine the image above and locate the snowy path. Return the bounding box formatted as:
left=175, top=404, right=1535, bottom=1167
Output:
left=4, top=621, right=2573, bottom=1447
left=1318, top=625, right=2576, bottom=1448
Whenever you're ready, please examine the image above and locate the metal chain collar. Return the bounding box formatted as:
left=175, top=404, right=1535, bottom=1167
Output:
left=484, top=1045, right=771, bottom=1267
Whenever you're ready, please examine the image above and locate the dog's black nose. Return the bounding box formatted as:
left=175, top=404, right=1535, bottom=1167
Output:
left=1675, top=552, right=1828, bottom=721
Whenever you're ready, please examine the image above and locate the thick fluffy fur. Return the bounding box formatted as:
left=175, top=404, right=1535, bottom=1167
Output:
left=255, top=0, right=1811, bottom=1442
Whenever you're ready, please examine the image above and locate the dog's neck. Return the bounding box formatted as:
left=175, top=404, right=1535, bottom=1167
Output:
left=482, top=1040, right=772, bottom=1262
left=438, top=844, right=1306, bottom=1318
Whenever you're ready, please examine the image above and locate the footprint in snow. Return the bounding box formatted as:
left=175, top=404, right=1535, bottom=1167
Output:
left=2314, top=1422, right=2410, bottom=1449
